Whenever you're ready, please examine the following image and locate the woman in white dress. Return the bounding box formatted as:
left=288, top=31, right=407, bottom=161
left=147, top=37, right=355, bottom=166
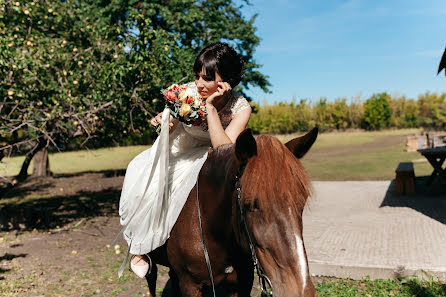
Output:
left=118, top=42, right=252, bottom=278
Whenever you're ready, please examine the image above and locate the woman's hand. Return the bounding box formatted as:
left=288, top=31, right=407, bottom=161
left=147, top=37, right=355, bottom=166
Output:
left=150, top=112, right=164, bottom=127
left=150, top=112, right=176, bottom=133
left=205, top=82, right=231, bottom=106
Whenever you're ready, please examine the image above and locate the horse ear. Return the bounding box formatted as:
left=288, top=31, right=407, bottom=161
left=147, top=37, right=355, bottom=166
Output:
left=285, top=127, right=318, bottom=159
left=235, top=128, right=257, bottom=163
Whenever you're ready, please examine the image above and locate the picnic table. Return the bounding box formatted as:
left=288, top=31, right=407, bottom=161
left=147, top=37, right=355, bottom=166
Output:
left=417, top=146, right=446, bottom=185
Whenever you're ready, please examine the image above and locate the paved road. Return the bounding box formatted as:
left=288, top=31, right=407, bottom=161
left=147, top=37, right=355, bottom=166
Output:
left=303, top=181, right=446, bottom=281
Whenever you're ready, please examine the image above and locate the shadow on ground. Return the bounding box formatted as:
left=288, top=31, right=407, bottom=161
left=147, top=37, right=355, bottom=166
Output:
left=159, top=278, right=262, bottom=297
left=405, top=279, right=446, bottom=297
left=0, top=253, right=28, bottom=278
left=381, top=176, right=446, bottom=224
left=0, top=170, right=123, bottom=231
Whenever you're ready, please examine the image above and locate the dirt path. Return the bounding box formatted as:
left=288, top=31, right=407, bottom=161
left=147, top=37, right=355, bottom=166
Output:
left=1, top=216, right=162, bottom=297
left=0, top=172, right=158, bottom=296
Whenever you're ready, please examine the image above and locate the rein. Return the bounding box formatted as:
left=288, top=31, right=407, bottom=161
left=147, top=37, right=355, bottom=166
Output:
left=235, top=165, right=274, bottom=297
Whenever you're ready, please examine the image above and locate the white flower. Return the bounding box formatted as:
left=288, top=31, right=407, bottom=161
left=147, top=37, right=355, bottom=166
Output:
left=185, top=87, right=195, bottom=97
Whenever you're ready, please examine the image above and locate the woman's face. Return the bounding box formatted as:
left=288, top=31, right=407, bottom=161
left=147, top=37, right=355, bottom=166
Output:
left=194, top=70, right=223, bottom=99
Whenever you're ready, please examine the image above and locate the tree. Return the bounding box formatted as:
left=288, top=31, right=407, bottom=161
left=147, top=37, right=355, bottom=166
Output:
left=362, top=93, right=391, bottom=130
left=417, top=92, right=446, bottom=129
left=0, top=0, right=127, bottom=182
left=1, top=0, right=270, bottom=185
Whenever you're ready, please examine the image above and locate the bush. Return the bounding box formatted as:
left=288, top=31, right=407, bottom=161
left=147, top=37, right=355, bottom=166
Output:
left=417, top=92, right=446, bottom=129
left=247, top=92, right=444, bottom=134
left=362, top=93, right=392, bottom=130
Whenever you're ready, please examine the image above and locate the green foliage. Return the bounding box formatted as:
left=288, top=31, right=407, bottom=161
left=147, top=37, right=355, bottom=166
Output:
left=248, top=91, right=445, bottom=134
left=417, top=92, right=446, bottom=129
left=248, top=98, right=363, bottom=134
left=363, top=93, right=392, bottom=130
left=248, top=99, right=312, bottom=133
left=0, top=0, right=125, bottom=153
left=388, top=95, right=419, bottom=128
left=0, top=0, right=270, bottom=176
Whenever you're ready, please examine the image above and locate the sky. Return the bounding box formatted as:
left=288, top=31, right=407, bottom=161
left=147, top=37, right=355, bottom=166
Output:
left=236, top=0, right=446, bottom=104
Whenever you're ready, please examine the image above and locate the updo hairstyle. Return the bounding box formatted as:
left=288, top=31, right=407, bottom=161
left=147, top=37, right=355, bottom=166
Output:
left=193, top=42, right=245, bottom=88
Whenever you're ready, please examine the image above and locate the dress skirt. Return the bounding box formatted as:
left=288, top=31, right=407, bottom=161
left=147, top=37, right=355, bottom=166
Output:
left=119, top=108, right=210, bottom=256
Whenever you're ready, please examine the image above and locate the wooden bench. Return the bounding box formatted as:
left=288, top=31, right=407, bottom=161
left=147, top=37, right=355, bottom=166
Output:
left=394, top=162, right=415, bottom=195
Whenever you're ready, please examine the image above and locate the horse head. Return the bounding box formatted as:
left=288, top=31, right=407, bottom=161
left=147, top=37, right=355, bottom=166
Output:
left=234, top=128, right=318, bottom=297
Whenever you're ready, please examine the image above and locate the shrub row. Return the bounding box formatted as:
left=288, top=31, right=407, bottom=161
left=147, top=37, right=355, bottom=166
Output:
left=247, top=92, right=446, bottom=133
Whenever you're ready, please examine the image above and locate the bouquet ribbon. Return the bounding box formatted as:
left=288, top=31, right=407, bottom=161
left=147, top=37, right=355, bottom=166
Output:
left=115, top=108, right=170, bottom=278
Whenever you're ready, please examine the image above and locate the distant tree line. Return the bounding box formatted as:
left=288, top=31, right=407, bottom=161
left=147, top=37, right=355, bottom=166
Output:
left=247, top=92, right=446, bottom=134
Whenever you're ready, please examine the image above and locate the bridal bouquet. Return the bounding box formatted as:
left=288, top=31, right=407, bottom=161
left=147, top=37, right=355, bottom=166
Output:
left=161, top=84, right=207, bottom=127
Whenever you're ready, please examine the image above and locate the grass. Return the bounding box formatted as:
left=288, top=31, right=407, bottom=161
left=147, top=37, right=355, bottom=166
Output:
left=0, top=128, right=432, bottom=180
left=287, top=128, right=431, bottom=180
left=315, top=277, right=446, bottom=297
left=303, top=143, right=432, bottom=181
left=0, top=145, right=150, bottom=177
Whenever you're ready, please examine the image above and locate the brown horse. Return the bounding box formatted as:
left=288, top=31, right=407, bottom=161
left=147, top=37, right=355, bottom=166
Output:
left=146, top=128, right=318, bottom=297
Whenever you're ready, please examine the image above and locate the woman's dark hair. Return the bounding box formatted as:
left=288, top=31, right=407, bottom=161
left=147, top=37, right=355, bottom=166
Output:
left=193, top=42, right=245, bottom=88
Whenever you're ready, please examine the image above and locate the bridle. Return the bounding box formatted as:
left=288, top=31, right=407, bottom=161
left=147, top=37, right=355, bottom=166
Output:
left=235, top=164, right=274, bottom=297
left=196, top=163, right=273, bottom=297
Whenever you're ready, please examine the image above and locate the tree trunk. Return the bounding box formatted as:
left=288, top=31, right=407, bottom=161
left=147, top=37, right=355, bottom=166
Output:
left=32, top=148, right=51, bottom=177
left=16, top=139, right=46, bottom=182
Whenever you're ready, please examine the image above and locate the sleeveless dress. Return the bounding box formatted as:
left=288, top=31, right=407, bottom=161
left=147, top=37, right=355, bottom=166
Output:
left=118, top=82, right=250, bottom=263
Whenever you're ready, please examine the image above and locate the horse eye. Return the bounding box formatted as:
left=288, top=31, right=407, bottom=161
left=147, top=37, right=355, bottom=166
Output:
left=244, top=199, right=259, bottom=211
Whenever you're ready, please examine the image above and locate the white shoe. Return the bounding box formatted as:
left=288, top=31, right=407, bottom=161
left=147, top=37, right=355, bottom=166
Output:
left=130, top=255, right=151, bottom=278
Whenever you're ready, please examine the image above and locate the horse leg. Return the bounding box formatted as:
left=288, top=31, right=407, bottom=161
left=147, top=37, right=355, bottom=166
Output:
left=234, top=257, right=254, bottom=297
left=166, top=269, right=182, bottom=297
left=177, top=274, right=202, bottom=297
left=145, top=264, right=158, bottom=297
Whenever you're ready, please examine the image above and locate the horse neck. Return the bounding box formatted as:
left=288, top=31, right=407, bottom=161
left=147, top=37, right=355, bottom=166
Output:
left=200, top=144, right=240, bottom=234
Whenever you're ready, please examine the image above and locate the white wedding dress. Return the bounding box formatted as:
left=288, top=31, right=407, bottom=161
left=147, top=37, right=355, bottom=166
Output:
left=118, top=82, right=250, bottom=275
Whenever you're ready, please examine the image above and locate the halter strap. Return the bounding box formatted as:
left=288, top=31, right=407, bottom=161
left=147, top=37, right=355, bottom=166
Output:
left=235, top=165, right=274, bottom=297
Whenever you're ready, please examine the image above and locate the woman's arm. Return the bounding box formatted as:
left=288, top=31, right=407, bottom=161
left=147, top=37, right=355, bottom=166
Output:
left=206, top=82, right=251, bottom=148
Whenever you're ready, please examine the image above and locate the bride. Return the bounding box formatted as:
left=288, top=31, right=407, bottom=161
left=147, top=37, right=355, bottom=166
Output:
left=118, top=42, right=252, bottom=278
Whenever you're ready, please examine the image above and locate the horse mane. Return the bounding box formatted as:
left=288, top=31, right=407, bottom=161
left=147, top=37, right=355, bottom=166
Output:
left=241, top=135, right=312, bottom=215
left=203, top=135, right=311, bottom=216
